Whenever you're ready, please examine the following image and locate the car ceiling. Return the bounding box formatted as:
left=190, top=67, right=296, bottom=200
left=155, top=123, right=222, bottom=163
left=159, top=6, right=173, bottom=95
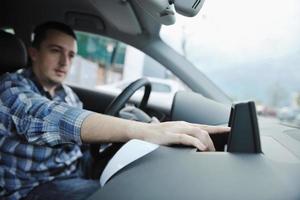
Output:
left=0, top=0, right=161, bottom=46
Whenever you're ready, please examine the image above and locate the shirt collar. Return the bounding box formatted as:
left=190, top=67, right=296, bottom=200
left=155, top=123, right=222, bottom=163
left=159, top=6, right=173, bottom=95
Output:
left=21, top=68, right=66, bottom=100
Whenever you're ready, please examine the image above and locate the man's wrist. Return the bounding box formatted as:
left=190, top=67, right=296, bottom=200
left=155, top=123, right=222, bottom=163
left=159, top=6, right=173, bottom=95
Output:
left=126, top=120, right=152, bottom=141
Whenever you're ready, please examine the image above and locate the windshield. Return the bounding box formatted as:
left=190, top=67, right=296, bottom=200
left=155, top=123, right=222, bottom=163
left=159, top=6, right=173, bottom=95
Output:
left=160, top=0, right=300, bottom=127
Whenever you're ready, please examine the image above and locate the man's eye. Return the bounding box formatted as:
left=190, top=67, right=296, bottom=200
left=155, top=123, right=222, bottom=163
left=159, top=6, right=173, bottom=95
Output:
left=50, top=48, right=60, bottom=53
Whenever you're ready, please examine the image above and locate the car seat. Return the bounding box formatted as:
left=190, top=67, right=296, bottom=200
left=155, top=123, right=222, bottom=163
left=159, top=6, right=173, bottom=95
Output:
left=0, top=30, right=27, bottom=74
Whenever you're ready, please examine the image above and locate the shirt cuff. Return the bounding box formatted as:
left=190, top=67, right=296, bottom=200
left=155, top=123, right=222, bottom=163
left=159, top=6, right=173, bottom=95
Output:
left=59, top=108, right=93, bottom=145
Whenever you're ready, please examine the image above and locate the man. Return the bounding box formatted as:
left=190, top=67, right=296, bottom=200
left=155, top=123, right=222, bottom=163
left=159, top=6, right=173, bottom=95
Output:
left=0, top=21, right=229, bottom=200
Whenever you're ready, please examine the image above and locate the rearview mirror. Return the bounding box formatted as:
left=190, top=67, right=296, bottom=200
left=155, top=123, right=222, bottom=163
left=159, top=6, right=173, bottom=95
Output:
left=172, top=0, right=205, bottom=17
left=133, top=0, right=205, bottom=25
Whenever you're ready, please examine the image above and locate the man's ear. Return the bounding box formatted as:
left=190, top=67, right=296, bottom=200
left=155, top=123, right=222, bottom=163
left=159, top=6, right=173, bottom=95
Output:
left=28, top=47, right=38, bottom=61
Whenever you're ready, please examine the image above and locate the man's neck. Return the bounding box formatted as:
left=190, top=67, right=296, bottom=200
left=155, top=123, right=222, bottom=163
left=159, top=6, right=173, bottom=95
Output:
left=31, top=67, right=60, bottom=97
left=42, top=85, right=57, bottom=97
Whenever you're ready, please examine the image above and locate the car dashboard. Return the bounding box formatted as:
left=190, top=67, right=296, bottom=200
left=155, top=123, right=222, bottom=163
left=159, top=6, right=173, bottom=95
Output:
left=87, top=99, right=300, bottom=200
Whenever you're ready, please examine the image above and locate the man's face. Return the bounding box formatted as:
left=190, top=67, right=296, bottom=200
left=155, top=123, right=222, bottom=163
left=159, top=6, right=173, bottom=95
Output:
left=29, top=29, right=77, bottom=87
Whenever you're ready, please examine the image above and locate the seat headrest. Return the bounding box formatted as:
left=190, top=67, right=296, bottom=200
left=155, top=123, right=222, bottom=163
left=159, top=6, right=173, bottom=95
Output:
left=0, top=30, right=27, bottom=74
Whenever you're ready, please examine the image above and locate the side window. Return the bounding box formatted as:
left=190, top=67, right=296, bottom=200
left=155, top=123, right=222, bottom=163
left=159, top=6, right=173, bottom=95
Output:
left=66, top=31, right=187, bottom=96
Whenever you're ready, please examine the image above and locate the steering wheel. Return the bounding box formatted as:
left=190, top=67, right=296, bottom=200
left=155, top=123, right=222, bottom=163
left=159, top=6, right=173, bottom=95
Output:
left=90, top=78, right=152, bottom=178
left=105, top=78, right=152, bottom=116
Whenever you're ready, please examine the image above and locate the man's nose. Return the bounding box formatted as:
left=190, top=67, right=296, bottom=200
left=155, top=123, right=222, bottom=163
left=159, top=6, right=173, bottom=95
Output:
left=59, top=52, right=70, bottom=67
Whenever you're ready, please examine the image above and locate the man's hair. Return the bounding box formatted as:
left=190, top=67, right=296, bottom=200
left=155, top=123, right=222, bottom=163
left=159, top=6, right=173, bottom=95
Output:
left=32, top=21, right=77, bottom=48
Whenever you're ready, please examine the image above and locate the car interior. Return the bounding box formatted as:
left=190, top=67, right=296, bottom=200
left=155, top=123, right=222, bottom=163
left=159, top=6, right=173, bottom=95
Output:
left=1, top=0, right=300, bottom=199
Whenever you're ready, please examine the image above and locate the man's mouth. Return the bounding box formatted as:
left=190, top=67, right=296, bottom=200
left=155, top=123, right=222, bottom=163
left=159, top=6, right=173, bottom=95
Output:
left=55, top=69, right=67, bottom=76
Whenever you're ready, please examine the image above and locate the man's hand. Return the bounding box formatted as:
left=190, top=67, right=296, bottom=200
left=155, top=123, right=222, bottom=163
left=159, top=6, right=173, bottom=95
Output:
left=81, top=113, right=230, bottom=151
left=141, top=121, right=230, bottom=151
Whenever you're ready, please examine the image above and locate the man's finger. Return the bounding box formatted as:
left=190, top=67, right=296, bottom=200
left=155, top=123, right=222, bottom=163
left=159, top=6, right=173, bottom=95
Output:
left=172, top=133, right=208, bottom=151
left=173, top=125, right=216, bottom=151
left=201, top=130, right=215, bottom=151
left=194, top=124, right=230, bottom=134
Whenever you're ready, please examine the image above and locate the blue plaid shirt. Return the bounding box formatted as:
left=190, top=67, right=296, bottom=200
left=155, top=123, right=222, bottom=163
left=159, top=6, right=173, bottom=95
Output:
left=0, top=69, right=92, bottom=200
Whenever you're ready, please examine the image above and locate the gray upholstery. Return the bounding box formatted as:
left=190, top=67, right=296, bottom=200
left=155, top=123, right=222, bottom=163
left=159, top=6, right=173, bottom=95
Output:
left=0, top=30, right=27, bottom=74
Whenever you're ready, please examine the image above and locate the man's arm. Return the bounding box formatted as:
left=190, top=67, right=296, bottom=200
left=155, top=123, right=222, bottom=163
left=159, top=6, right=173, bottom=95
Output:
left=81, top=113, right=230, bottom=151
left=0, top=73, right=229, bottom=150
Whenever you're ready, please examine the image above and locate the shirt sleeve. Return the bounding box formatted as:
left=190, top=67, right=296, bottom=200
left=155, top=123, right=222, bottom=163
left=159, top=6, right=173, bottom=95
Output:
left=0, top=73, right=93, bottom=146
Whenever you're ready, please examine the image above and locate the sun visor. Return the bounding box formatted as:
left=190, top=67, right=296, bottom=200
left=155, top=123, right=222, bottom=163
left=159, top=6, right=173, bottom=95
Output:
left=90, top=0, right=142, bottom=35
